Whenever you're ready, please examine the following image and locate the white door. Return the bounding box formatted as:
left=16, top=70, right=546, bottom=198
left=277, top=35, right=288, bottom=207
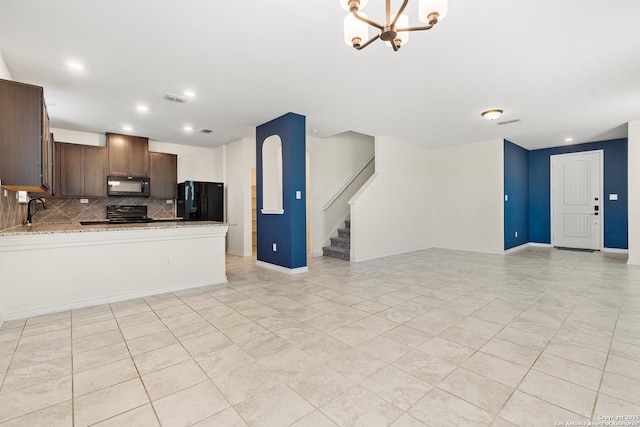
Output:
left=551, top=151, right=602, bottom=250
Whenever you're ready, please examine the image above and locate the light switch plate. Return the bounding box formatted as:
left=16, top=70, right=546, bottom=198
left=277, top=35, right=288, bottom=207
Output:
left=272, top=243, right=277, bottom=251
left=17, top=191, right=28, bottom=203
left=296, top=191, right=301, bottom=200
left=609, top=194, right=618, bottom=200
left=504, top=195, right=508, bottom=201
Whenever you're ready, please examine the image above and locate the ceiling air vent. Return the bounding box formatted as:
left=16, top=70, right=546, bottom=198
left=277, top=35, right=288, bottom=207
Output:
left=163, top=93, right=188, bottom=104
left=199, top=129, right=213, bottom=134
left=497, top=118, right=521, bottom=126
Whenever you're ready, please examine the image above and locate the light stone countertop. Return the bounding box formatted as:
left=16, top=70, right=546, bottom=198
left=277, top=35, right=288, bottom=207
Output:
left=0, top=220, right=228, bottom=236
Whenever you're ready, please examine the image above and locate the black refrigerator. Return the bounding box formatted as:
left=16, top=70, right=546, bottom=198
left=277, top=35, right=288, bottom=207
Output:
left=177, top=181, right=224, bottom=221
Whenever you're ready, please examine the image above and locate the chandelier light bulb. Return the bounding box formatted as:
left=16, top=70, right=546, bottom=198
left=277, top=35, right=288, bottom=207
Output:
left=344, top=13, right=369, bottom=47
left=341, top=0, right=368, bottom=11
left=419, top=0, right=448, bottom=24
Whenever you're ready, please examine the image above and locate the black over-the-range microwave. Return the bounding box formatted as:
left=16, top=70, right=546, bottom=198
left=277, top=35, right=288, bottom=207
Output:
left=107, top=176, right=151, bottom=197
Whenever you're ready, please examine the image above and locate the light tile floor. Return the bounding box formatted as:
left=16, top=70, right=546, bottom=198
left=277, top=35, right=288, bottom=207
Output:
left=1, top=247, right=640, bottom=426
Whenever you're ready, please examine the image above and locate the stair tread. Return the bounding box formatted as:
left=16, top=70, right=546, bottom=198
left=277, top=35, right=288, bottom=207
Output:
left=331, top=237, right=350, bottom=242
left=322, top=246, right=350, bottom=253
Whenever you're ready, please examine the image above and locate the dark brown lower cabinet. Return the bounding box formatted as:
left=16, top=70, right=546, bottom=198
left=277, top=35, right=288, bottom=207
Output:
left=150, top=152, right=178, bottom=199
left=57, top=143, right=107, bottom=197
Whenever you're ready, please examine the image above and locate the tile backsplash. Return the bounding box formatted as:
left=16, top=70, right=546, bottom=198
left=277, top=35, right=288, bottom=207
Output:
left=0, top=188, right=28, bottom=231
left=30, top=197, right=177, bottom=224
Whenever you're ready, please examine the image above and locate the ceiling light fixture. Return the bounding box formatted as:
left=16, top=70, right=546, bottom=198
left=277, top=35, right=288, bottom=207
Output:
left=183, top=125, right=193, bottom=132
left=136, top=105, right=148, bottom=112
left=481, top=109, right=503, bottom=121
left=123, top=125, right=133, bottom=131
left=564, top=137, right=574, bottom=142
left=342, top=0, right=447, bottom=51
left=184, top=90, right=196, bottom=97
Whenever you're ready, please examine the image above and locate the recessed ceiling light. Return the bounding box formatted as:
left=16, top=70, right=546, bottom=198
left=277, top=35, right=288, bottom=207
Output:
left=183, top=125, right=193, bottom=132
left=481, top=109, right=503, bottom=121
left=136, top=105, right=148, bottom=112
left=67, top=62, right=84, bottom=71
left=184, top=90, right=196, bottom=97
left=564, top=137, right=574, bottom=142
left=123, top=125, right=133, bottom=131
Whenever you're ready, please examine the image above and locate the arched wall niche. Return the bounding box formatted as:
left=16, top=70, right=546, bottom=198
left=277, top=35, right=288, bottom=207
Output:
left=261, top=135, right=284, bottom=214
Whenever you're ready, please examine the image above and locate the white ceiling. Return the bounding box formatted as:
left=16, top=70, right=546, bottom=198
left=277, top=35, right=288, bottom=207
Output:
left=1, top=0, right=639, bottom=150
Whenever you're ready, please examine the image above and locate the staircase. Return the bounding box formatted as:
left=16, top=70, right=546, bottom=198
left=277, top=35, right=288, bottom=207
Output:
left=322, top=220, right=351, bottom=261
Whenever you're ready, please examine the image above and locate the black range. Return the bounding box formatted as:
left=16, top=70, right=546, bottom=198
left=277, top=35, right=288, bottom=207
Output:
left=80, top=205, right=182, bottom=225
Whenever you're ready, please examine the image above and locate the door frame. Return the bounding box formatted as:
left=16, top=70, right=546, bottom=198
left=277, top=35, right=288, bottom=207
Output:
left=550, top=149, right=604, bottom=250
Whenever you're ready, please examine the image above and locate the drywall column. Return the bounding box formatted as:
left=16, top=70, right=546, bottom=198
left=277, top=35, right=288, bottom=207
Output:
left=628, top=121, right=640, bottom=264
left=0, top=51, right=12, bottom=80
left=256, top=113, right=307, bottom=272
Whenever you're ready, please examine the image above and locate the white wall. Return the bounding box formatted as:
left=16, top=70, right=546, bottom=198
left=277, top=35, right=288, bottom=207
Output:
left=52, top=128, right=105, bottom=147
left=149, top=140, right=219, bottom=183
left=349, top=135, right=433, bottom=262
left=0, top=51, right=12, bottom=80
left=430, top=139, right=504, bottom=253
left=224, top=138, right=255, bottom=256
left=307, top=131, right=374, bottom=255
left=628, top=120, right=640, bottom=265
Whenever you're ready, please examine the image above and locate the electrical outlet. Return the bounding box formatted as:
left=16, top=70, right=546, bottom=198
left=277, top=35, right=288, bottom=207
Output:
left=3, top=189, right=7, bottom=198
left=166, top=199, right=173, bottom=204
left=80, top=199, right=89, bottom=204
left=272, top=243, right=277, bottom=252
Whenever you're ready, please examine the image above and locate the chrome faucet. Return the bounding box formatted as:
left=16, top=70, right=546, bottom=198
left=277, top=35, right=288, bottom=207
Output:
left=26, top=197, right=47, bottom=226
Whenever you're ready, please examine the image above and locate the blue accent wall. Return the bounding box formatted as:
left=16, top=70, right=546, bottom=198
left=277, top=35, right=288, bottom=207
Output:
left=256, top=112, right=307, bottom=269
left=528, top=138, right=628, bottom=249
left=504, top=140, right=529, bottom=250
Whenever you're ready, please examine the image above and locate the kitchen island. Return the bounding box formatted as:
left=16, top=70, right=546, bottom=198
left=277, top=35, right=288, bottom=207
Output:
left=0, top=221, right=229, bottom=320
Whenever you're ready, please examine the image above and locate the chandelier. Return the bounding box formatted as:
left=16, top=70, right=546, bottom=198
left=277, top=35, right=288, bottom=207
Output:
left=341, top=0, right=448, bottom=51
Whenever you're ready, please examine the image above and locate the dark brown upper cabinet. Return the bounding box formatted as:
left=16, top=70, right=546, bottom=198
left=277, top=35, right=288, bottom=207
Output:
left=150, top=152, right=178, bottom=199
left=56, top=142, right=107, bottom=197
left=106, top=133, right=149, bottom=177
left=0, top=78, right=52, bottom=192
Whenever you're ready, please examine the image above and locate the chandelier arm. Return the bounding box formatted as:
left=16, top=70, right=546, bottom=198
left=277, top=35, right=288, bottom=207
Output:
left=386, top=0, right=391, bottom=24
left=355, top=33, right=381, bottom=50
left=396, top=24, right=436, bottom=32
left=391, top=0, right=410, bottom=28
left=352, top=10, right=384, bottom=30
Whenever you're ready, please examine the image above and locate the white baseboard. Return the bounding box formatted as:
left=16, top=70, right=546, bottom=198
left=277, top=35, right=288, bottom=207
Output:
left=528, top=242, right=553, bottom=248
left=310, top=252, right=324, bottom=258
left=256, top=261, right=309, bottom=274
left=504, top=243, right=531, bottom=254
left=0, top=314, right=3, bottom=330
left=227, top=248, right=252, bottom=257
left=602, top=247, right=628, bottom=254
left=2, top=276, right=228, bottom=321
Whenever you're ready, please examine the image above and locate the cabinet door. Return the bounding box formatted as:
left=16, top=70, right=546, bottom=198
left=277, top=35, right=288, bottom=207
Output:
left=41, top=105, right=52, bottom=191
left=107, top=133, right=149, bottom=176
left=59, top=143, right=84, bottom=196
left=0, top=79, right=44, bottom=191
left=83, top=146, right=107, bottom=197
left=128, top=135, right=150, bottom=176
left=150, top=152, right=177, bottom=199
